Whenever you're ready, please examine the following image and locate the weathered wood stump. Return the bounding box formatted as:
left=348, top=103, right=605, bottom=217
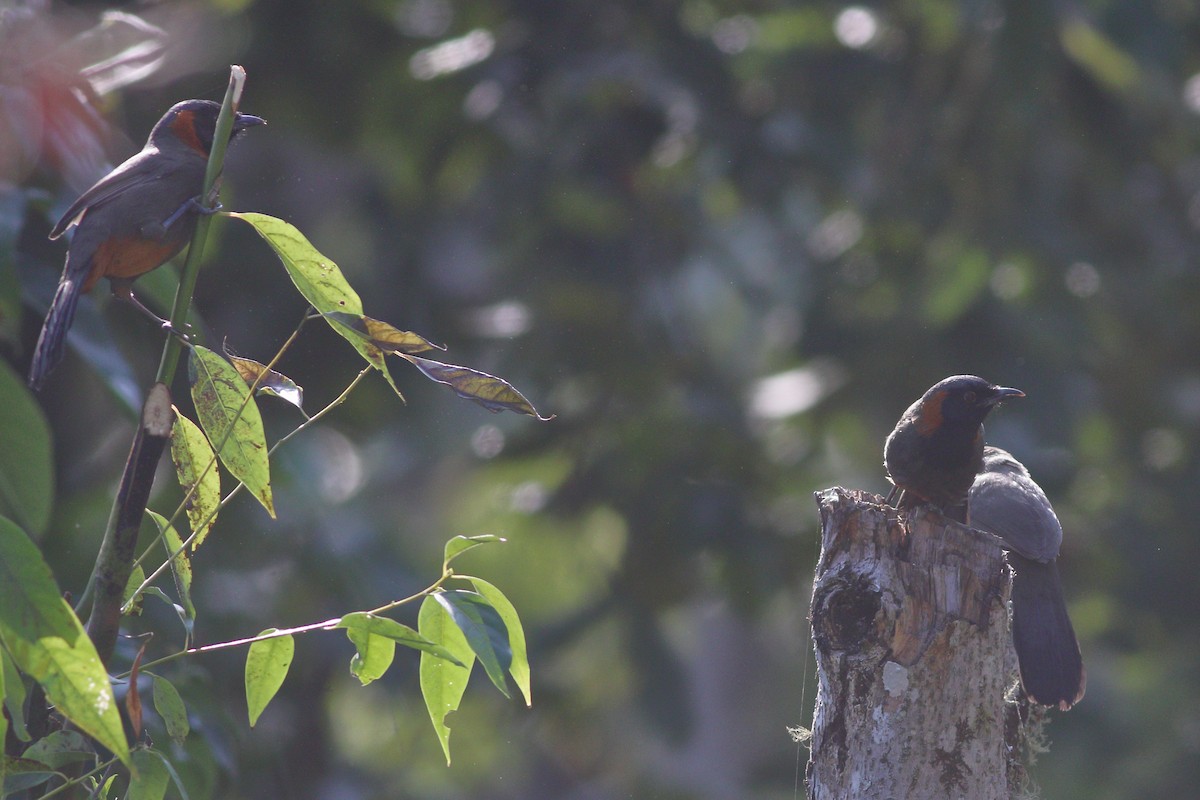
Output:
left=806, top=487, right=1030, bottom=800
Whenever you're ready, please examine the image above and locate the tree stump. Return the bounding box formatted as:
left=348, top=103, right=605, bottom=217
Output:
left=806, top=487, right=1030, bottom=800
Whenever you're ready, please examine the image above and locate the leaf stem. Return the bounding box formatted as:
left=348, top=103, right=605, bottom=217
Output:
left=128, top=562, right=453, bottom=677
left=124, top=367, right=371, bottom=614
left=34, top=755, right=120, bottom=800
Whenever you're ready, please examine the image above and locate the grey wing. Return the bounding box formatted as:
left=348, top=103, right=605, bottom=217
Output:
left=49, top=147, right=158, bottom=239
left=969, top=470, right=1063, bottom=562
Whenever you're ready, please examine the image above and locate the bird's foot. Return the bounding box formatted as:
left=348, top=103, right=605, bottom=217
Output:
left=160, top=196, right=223, bottom=231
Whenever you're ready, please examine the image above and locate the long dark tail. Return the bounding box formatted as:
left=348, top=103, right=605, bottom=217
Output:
left=28, top=275, right=84, bottom=391
left=1009, top=553, right=1086, bottom=710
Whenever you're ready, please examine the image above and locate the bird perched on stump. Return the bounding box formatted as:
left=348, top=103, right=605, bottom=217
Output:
left=971, top=447, right=1085, bottom=710
left=884, top=375, right=1084, bottom=709
left=28, top=99, right=265, bottom=391
left=884, top=375, right=1024, bottom=523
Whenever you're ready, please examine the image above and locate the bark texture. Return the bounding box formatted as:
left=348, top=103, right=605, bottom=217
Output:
left=807, top=487, right=1029, bottom=800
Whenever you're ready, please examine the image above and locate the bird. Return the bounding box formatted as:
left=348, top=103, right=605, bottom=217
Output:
left=970, top=447, right=1086, bottom=710
left=28, top=99, right=265, bottom=390
left=883, top=375, right=1025, bottom=523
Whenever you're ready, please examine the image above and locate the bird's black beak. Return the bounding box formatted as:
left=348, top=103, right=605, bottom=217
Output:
left=985, top=386, right=1025, bottom=405
left=233, top=113, right=267, bottom=133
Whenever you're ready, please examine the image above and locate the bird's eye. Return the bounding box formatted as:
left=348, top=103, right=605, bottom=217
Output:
left=963, top=391, right=976, bottom=404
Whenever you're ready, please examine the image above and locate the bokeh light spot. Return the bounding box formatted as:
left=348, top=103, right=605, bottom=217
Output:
left=1065, top=261, right=1101, bottom=297
left=835, top=7, right=879, bottom=50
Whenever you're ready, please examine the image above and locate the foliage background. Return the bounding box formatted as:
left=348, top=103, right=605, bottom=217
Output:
left=4, top=1, right=1200, bottom=798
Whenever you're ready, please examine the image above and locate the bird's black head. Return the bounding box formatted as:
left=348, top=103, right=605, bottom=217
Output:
left=914, top=375, right=1024, bottom=435
left=152, top=99, right=266, bottom=156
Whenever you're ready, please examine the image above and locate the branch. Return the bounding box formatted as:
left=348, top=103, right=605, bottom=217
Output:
left=85, top=384, right=174, bottom=665
left=806, top=488, right=1034, bottom=799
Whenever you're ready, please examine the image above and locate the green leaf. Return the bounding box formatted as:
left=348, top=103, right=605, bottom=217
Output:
left=0, top=360, right=53, bottom=535
left=443, top=534, right=506, bottom=569
left=402, top=355, right=553, bottom=419
left=146, top=511, right=195, bottom=622
left=2, top=644, right=30, bottom=741
left=336, top=612, right=465, bottom=665
left=151, top=674, right=190, bottom=743
left=0, top=756, right=60, bottom=793
left=170, top=414, right=221, bottom=549
left=123, top=565, right=147, bottom=616
left=225, top=350, right=305, bottom=412
left=419, top=595, right=475, bottom=765
left=1060, top=19, right=1139, bottom=92
left=128, top=748, right=170, bottom=800
left=433, top=590, right=512, bottom=699
left=227, top=212, right=404, bottom=398
left=0, top=646, right=5, bottom=787
left=922, top=242, right=990, bottom=327
left=323, top=311, right=444, bottom=355
left=188, top=346, right=275, bottom=518
left=0, top=516, right=129, bottom=765
left=245, top=632, right=294, bottom=726
left=468, top=578, right=531, bottom=706
left=22, top=730, right=94, bottom=769
left=341, top=624, right=395, bottom=686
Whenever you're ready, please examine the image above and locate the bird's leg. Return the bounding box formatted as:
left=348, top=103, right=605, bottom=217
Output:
left=110, top=280, right=192, bottom=341
left=885, top=485, right=901, bottom=506
left=158, top=195, right=224, bottom=234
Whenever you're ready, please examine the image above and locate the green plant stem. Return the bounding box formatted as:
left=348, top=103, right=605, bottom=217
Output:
left=156, top=68, right=246, bottom=385
left=128, top=565, right=457, bottom=677
left=129, top=307, right=313, bottom=579
left=124, top=366, right=371, bottom=613
left=74, top=68, right=246, bottom=621
left=35, top=755, right=120, bottom=800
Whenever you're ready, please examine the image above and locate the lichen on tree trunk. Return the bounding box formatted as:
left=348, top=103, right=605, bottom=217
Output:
left=806, top=487, right=1031, bottom=800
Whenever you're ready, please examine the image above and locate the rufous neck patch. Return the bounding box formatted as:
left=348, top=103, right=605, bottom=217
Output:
left=169, top=110, right=208, bottom=156
left=915, top=389, right=945, bottom=436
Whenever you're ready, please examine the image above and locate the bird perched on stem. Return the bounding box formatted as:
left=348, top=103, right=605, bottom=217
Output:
left=28, top=99, right=265, bottom=390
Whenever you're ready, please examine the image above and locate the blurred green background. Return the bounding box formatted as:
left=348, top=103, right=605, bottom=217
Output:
left=4, top=0, right=1200, bottom=798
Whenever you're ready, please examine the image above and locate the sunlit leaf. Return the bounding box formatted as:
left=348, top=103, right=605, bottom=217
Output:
left=342, top=625, right=395, bottom=686
left=123, top=565, right=146, bottom=616
left=169, top=414, right=220, bottom=549
left=188, top=346, right=275, bottom=518
left=224, top=346, right=305, bottom=412
left=226, top=212, right=404, bottom=397
left=402, top=355, right=553, bottom=419
left=337, top=612, right=465, bottom=665
left=151, top=674, right=189, bottom=743
left=468, top=578, right=531, bottom=706
left=146, top=511, right=194, bottom=622
left=128, top=748, right=169, bottom=800
left=433, top=590, right=512, bottom=698
left=324, top=311, right=444, bottom=355
left=419, top=595, right=475, bottom=765
left=0, top=360, right=53, bottom=535
left=443, top=534, right=506, bottom=569
left=245, top=632, right=293, bottom=726
left=0, top=517, right=129, bottom=765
